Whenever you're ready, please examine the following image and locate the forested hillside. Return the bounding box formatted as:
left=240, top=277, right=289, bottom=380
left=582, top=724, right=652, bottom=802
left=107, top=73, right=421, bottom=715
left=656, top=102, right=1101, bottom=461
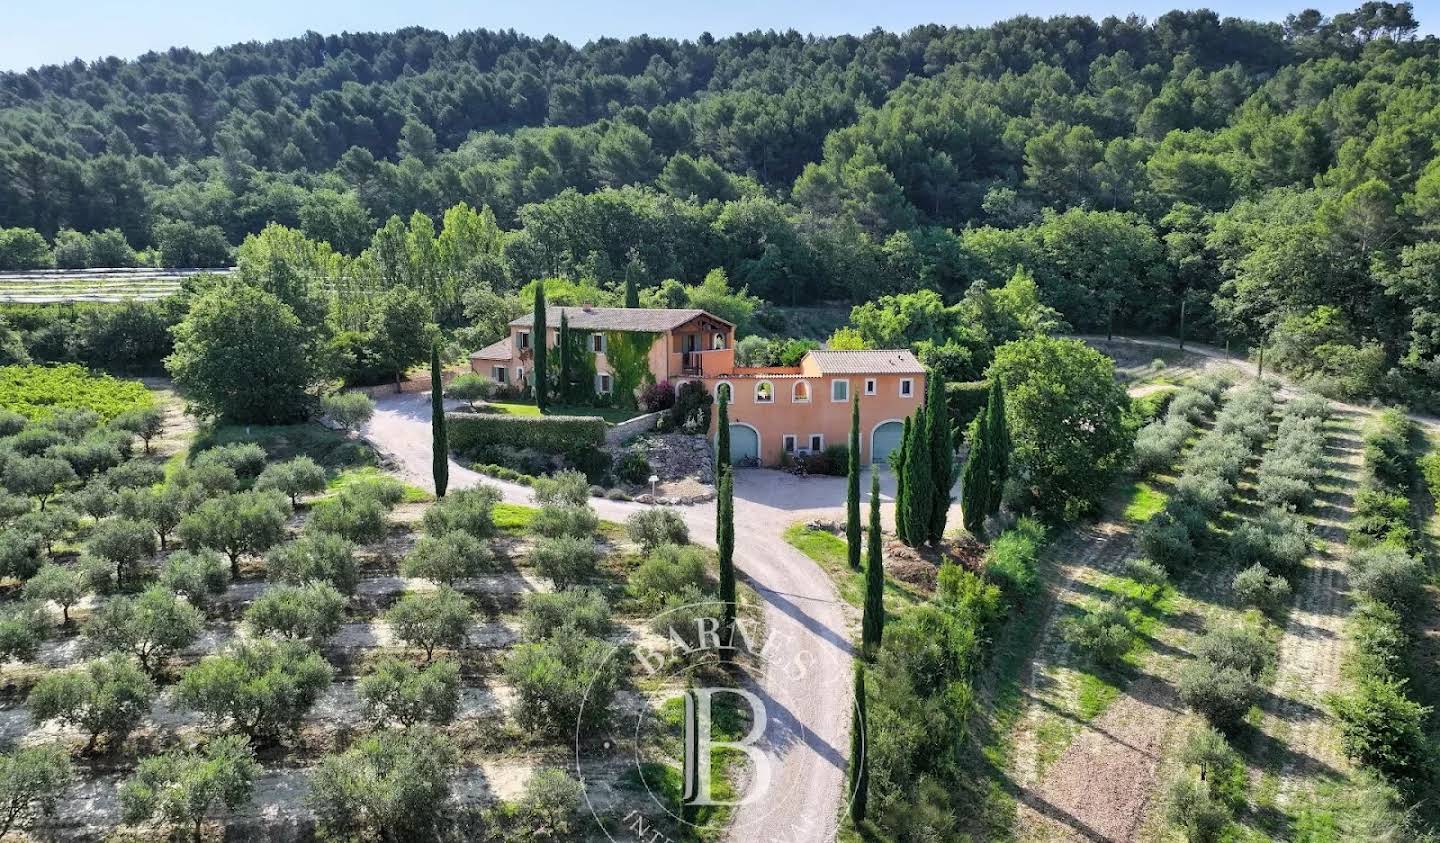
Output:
left=2, top=4, right=1438, bottom=404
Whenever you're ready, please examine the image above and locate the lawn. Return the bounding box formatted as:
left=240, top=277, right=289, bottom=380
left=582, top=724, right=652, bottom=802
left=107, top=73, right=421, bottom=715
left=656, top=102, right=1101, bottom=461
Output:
left=1120, top=479, right=1168, bottom=523
left=484, top=401, right=639, bottom=424
left=783, top=523, right=925, bottom=613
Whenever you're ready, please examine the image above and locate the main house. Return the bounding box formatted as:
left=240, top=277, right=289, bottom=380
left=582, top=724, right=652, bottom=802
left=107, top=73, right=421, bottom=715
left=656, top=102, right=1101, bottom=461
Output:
left=469, top=306, right=925, bottom=467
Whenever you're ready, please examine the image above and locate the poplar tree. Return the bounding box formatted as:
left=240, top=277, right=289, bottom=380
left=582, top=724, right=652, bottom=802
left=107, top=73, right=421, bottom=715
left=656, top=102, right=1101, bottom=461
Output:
left=849, top=662, right=868, bottom=826
left=926, top=376, right=953, bottom=543
left=902, top=408, right=931, bottom=545
left=717, top=467, right=736, bottom=638
left=893, top=416, right=912, bottom=545
left=532, top=282, right=548, bottom=410
left=862, top=471, right=884, bottom=656
left=716, top=390, right=730, bottom=468
left=557, top=310, right=572, bottom=404
left=846, top=396, right=861, bottom=570
left=430, top=343, right=448, bottom=498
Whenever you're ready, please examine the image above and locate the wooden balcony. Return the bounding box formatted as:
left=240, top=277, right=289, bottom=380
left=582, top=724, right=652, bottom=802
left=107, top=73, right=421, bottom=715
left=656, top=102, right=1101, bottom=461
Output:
left=670, top=347, right=734, bottom=378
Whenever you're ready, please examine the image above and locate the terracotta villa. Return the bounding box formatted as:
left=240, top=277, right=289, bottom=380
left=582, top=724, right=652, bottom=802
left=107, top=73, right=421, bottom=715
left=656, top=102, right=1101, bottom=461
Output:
left=470, top=306, right=925, bottom=467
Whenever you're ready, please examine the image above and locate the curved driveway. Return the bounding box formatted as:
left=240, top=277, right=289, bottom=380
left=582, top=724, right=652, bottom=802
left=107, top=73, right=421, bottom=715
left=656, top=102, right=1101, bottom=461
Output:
left=363, top=393, right=862, bottom=842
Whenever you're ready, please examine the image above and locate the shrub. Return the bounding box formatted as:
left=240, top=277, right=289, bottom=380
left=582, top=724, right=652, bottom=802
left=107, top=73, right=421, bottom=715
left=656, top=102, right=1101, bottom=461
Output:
left=1192, top=626, right=1274, bottom=679
left=1167, top=389, right=1214, bottom=424
left=1228, top=509, right=1310, bottom=577
left=245, top=582, right=346, bottom=642
left=175, top=639, right=334, bottom=740
left=255, top=457, right=327, bottom=506
left=1139, top=511, right=1195, bottom=571
left=1123, top=558, right=1168, bottom=586
left=1232, top=564, right=1292, bottom=614
left=984, top=517, right=1045, bottom=599
left=421, top=484, right=499, bottom=538
left=531, top=504, right=598, bottom=539
left=1346, top=602, right=1407, bottom=683
left=512, top=769, right=584, bottom=838
left=1351, top=488, right=1413, bottom=547
left=1179, top=727, right=1247, bottom=809
left=194, top=443, right=267, bottom=479
left=358, top=656, right=461, bottom=726
left=0, top=603, right=47, bottom=663
left=1063, top=600, right=1133, bottom=667
left=625, top=507, right=689, bottom=552
left=265, top=532, right=359, bottom=593
left=1256, top=471, right=1315, bottom=511
left=28, top=654, right=155, bottom=752
left=1165, top=774, right=1231, bottom=843
left=520, top=588, right=612, bottom=641
left=307, top=726, right=459, bottom=842
left=629, top=544, right=708, bottom=607
left=306, top=486, right=390, bottom=544
left=1349, top=546, right=1425, bottom=609
left=639, top=380, right=676, bottom=413
left=400, top=532, right=493, bottom=584
left=1362, top=410, right=1413, bottom=489
left=504, top=630, right=619, bottom=736
left=531, top=470, right=590, bottom=507
left=385, top=587, right=471, bottom=661
left=664, top=381, right=712, bottom=433
left=1329, top=678, right=1432, bottom=783
left=616, top=449, right=652, bottom=485
left=1172, top=472, right=1231, bottom=516
left=1177, top=661, right=1259, bottom=731
left=104, top=459, right=165, bottom=490
left=320, top=392, right=375, bottom=431
left=530, top=535, right=600, bottom=590
left=111, top=407, right=165, bottom=454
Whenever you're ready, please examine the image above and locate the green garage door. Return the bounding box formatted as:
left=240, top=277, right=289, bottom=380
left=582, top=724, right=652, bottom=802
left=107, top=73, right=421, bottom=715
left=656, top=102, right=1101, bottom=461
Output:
left=872, top=421, right=905, bottom=465
left=727, top=425, right=759, bottom=465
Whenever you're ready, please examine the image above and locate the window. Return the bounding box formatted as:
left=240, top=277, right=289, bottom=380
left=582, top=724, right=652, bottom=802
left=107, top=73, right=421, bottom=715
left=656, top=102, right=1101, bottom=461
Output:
left=713, top=332, right=727, bottom=350
left=715, top=382, right=733, bottom=403
left=592, top=333, right=605, bottom=353
left=831, top=379, right=849, bottom=402
left=597, top=373, right=613, bottom=394
left=864, top=378, right=876, bottom=396
left=516, top=367, right=525, bottom=384
left=755, top=381, right=774, bottom=403
left=783, top=434, right=797, bottom=453
left=900, top=378, right=914, bottom=397
left=516, top=331, right=530, bottom=350
left=792, top=382, right=810, bottom=403
left=809, top=434, right=824, bottom=452
left=491, top=366, right=507, bottom=384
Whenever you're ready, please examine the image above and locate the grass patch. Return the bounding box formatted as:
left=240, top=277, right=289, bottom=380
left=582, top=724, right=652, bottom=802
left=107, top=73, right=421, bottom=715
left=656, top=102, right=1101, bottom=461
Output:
left=328, top=466, right=430, bottom=503
left=1075, top=673, right=1122, bottom=720
left=782, top=523, right=924, bottom=612
left=1121, top=479, right=1169, bottom=523
left=485, top=401, right=639, bottom=424
left=493, top=502, right=538, bottom=534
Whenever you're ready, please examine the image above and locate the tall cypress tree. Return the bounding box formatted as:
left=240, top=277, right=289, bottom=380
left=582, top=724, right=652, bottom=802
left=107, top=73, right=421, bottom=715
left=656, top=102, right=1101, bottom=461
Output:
left=902, top=407, right=931, bottom=546
left=893, top=416, right=912, bottom=545
left=716, top=390, right=730, bottom=468
left=926, top=376, right=954, bottom=543
left=960, top=399, right=991, bottom=536
left=532, top=282, right=548, bottom=411
left=849, top=662, right=869, bottom=826
left=430, top=342, right=448, bottom=498
left=846, top=396, right=861, bottom=570
left=557, top=310, right=572, bottom=404
left=717, top=466, right=736, bottom=638
left=862, top=470, right=884, bottom=656
left=624, top=264, right=640, bottom=308
left=984, top=379, right=1010, bottom=520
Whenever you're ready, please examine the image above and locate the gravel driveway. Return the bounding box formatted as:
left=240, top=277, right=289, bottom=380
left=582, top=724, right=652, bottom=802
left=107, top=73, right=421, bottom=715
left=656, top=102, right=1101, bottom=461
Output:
left=363, top=393, right=860, bottom=842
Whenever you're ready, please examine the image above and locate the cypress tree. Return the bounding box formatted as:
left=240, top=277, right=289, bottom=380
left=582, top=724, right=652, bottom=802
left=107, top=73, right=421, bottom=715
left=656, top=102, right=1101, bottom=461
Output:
left=984, top=379, right=1010, bottom=520
left=960, top=401, right=991, bottom=536
left=624, top=264, right=640, bottom=308
left=430, top=342, right=448, bottom=498
left=557, top=310, right=572, bottom=404
left=716, top=390, right=730, bottom=468
left=893, top=416, right=912, bottom=545
left=846, top=396, right=861, bottom=570
left=849, top=662, right=869, bottom=826
left=902, top=408, right=931, bottom=545
left=926, top=376, right=954, bottom=543
left=717, top=466, right=736, bottom=638
left=862, top=470, right=884, bottom=656
left=532, top=282, right=548, bottom=411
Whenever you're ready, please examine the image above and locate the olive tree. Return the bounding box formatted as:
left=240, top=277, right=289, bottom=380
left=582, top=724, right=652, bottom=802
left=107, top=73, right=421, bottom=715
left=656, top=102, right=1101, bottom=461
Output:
left=244, top=582, right=346, bottom=643
left=307, top=726, right=458, bottom=842
left=264, top=532, right=359, bottom=593
left=399, top=532, right=492, bottom=584
left=83, top=587, right=203, bottom=677
left=111, top=407, right=165, bottom=455
left=22, top=564, right=87, bottom=624
left=28, top=655, right=155, bottom=752
left=158, top=549, right=231, bottom=608
left=419, top=484, right=498, bottom=538
left=85, top=516, right=157, bottom=586
left=255, top=457, right=327, bottom=507
left=117, top=484, right=185, bottom=550
left=2, top=456, right=76, bottom=510
left=319, top=392, right=375, bottom=432
left=385, top=587, right=470, bottom=662
left=0, top=744, right=72, bottom=838
left=119, top=735, right=259, bottom=842
left=358, top=656, right=461, bottom=726
left=530, top=535, right=600, bottom=590
left=175, top=640, right=333, bottom=742
left=504, top=629, right=619, bottom=736
left=178, top=490, right=290, bottom=578
left=0, top=604, right=49, bottom=665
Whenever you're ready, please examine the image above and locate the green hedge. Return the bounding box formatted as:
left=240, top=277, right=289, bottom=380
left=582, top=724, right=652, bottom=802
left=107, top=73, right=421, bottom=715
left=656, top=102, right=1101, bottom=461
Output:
left=447, top=412, right=606, bottom=457
left=946, top=380, right=989, bottom=435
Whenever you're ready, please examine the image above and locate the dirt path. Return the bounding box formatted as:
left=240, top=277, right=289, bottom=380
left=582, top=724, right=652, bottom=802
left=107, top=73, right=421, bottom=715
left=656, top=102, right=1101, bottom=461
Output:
left=364, top=393, right=857, bottom=843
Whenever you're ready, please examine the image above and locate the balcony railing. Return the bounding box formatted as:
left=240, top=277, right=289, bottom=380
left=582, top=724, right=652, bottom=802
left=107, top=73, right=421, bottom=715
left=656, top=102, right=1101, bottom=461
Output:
left=671, top=347, right=734, bottom=378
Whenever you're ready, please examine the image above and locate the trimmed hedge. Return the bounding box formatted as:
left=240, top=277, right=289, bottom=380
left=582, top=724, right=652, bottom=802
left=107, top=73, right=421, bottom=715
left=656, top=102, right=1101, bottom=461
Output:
left=447, top=412, right=606, bottom=458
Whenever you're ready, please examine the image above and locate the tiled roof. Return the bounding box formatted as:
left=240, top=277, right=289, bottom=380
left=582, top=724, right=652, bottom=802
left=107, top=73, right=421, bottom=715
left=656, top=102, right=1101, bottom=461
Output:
left=806, top=349, right=926, bottom=374
left=468, top=338, right=511, bottom=361
left=509, top=307, right=732, bottom=331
